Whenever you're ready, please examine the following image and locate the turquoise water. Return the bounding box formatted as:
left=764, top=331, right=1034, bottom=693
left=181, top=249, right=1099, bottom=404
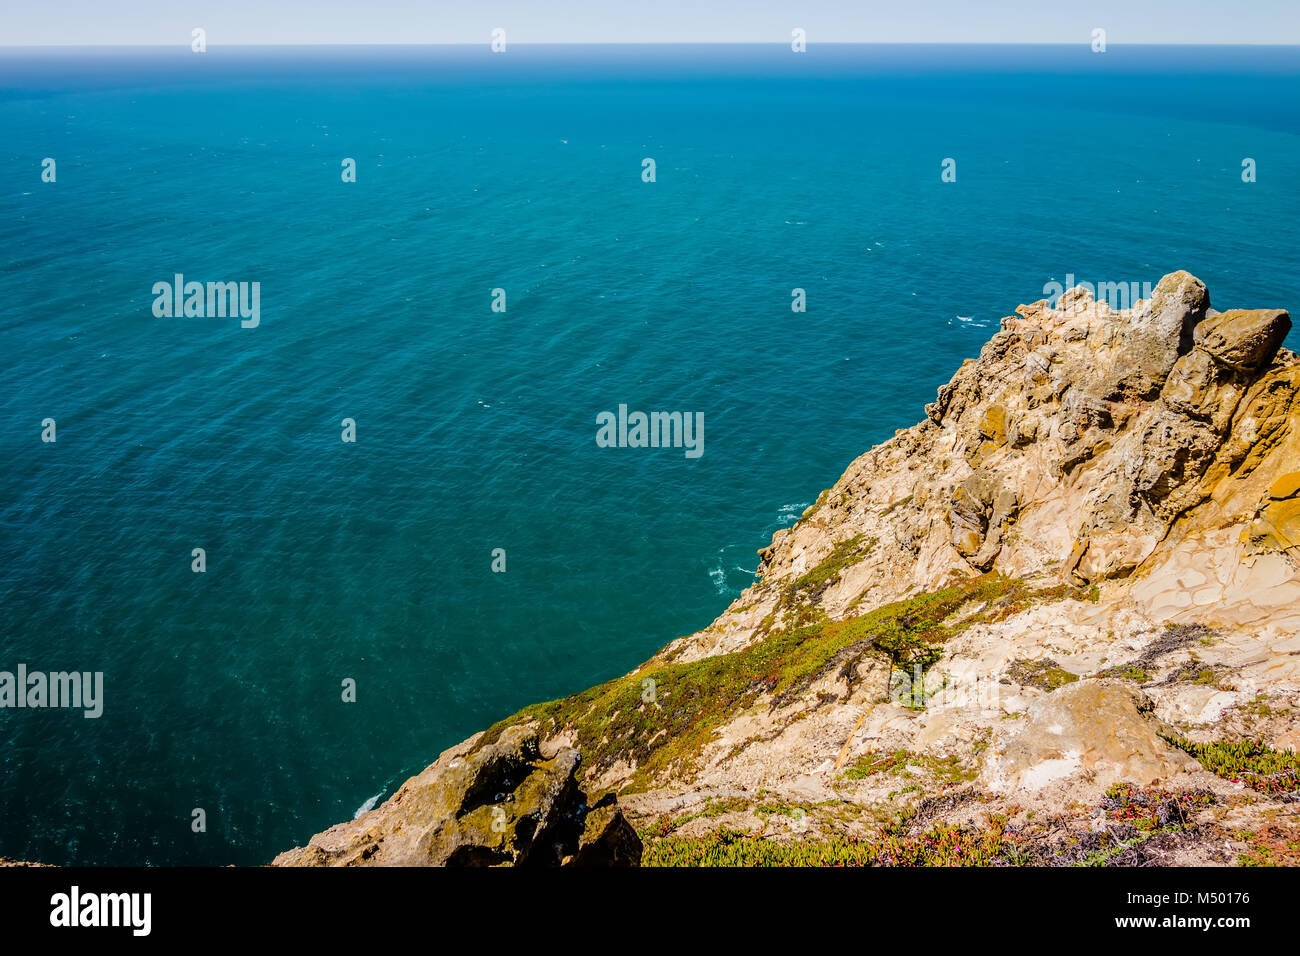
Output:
left=1, top=44, right=1298, bottom=865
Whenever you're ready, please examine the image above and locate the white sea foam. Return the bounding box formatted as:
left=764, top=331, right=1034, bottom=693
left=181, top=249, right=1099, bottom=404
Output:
left=708, top=565, right=727, bottom=594
left=776, top=501, right=810, bottom=521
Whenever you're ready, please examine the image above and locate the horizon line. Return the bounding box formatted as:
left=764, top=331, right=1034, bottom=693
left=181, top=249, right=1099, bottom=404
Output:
left=3, top=40, right=1300, bottom=48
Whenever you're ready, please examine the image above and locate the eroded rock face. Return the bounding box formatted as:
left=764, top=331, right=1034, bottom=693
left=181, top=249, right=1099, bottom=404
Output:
left=981, top=682, right=1202, bottom=799
left=744, top=271, right=1296, bottom=617
left=1245, top=471, right=1300, bottom=556
left=1072, top=304, right=1292, bottom=583
left=272, top=725, right=641, bottom=867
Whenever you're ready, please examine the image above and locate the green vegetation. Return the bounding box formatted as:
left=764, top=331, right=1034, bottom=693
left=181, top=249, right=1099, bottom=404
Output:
left=1166, top=738, right=1300, bottom=794
left=1092, top=663, right=1151, bottom=683
left=1245, top=693, right=1277, bottom=718
left=1164, top=660, right=1234, bottom=690
left=1074, top=837, right=1146, bottom=867
left=641, top=822, right=1008, bottom=867
left=795, top=489, right=831, bottom=525
left=471, top=573, right=1051, bottom=792
left=640, top=781, right=1225, bottom=866
left=1007, top=658, right=1080, bottom=692
left=842, top=750, right=912, bottom=779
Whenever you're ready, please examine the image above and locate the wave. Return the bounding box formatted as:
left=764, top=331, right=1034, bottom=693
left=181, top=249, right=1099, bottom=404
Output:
left=353, top=791, right=384, bottom=819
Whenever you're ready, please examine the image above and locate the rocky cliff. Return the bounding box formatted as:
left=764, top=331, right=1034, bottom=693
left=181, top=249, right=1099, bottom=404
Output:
left=277, top=272, right=1300, bottom=867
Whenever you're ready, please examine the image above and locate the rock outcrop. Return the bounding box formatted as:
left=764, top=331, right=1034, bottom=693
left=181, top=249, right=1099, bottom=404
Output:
left=278, top=272, right=1300, bottom=866
left=273, top=725, right=641, bottom=866
left=741, top=270, right=1296, bottom=625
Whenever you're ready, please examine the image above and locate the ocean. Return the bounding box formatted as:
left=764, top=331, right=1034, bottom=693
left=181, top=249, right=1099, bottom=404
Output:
left=1, top=43, right=1297, bottom=865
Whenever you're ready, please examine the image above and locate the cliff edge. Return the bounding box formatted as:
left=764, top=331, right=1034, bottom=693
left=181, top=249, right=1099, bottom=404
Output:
left=277, top=272, right=1300, bottom=867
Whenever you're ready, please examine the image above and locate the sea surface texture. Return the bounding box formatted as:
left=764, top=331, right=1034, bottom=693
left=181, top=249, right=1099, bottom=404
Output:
left=1, top=44, right=1298, bottom=864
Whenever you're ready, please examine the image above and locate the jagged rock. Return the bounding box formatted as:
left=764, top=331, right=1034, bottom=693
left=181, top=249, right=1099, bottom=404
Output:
left=973, top=488, right=1019, bottom=570
left=1270, top=472, right=1300, bottom=499
left=1064, top=299, right=1293, bottom=584
left=1212, top=365, right=1299, bottom=481
left=981, top=681, right=1203, bottom=798
left=950, top=482, right=987, bottom=558
left=271, top=725, right=641, bottom=867
left=1008, top=411, right=1038, bottom=448
left=1101, top=270, right=1206, bottom=400
left=926, top=381, right=957, bottom=424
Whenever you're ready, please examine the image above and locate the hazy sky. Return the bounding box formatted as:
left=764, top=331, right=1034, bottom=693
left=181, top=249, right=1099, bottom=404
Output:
left=2, top=0, right=1297, bottom=46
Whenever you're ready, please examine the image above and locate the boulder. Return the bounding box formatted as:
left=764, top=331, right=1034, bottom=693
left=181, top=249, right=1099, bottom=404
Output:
left=1194, top=309, right=1291, bottom=373
left=981, top=681, right=1202, bottom=798
left=1102, top=271, right=1207, bottom=400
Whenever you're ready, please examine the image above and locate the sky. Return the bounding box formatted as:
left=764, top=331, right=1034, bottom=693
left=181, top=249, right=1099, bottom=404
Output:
left=1, top=0, right=1297, bottom=46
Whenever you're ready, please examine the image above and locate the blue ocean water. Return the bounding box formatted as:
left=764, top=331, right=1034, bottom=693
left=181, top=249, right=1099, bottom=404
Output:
left=0, top=44, right=1297, bottom=865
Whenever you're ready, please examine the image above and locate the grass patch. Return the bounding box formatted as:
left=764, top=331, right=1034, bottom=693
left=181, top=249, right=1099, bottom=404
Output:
left=1091, top=664, right=1151, bottom=683
left=843, top=750, right=977, bottom=787
left=1074, top=837, right=1146, bottom=867
left=641, top=796, right=751, bottom=838
left=471, top=573, right=1041, bottom=792
left=784, top=534, right=876, bottom=603
left=1163, top=660, right=1235, bottom=691
left=843, top=750, right=912, bottom=780
left=1245, top=693, right=1277, bottom=718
